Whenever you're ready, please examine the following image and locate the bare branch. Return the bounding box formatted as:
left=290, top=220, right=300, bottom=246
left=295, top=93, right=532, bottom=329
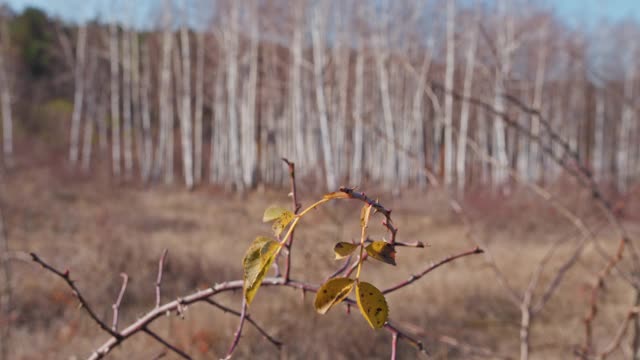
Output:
left=225, top=298, right=247, bottom=359
left=156, top=248, right=168, bottom=308
left=111, top=273, right=128, bottom=332
left=382, top=247, right=483, bottom=295
left=143, top=328, right=191, bottom=360
left=30, top=253, right=122, bottom=340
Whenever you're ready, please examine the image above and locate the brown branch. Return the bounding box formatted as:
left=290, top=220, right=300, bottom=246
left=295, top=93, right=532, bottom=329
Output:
left=204, top=299, right=282, bottom=349
left=112, top=273, right=128, bottom=332
left=582, top=237, right=626, bottom=356
left=143, top=328, right=191, bottom=360
left=595, top=307, right=640, bottom=360
left=156, top=248, right=168, bottom=308
left=382, top=247, right=483, bottom=294
left=339, top=187, right=399, bottom=245
left=384, top=321, right=429, bottom=358
left=390, top=329, right=398, bottom=360
left=282, top=158, right=300, bottom=282
left=225, top=298, right=247, bottom=359
left=30, top=253, right=122, bottom=340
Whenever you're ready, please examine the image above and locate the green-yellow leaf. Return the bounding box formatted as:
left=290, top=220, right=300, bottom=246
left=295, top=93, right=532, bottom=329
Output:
left=263, top=206, right=290, bottom=222
left=356, top=282, right=388, bottom=329
left=243, top=237, right=281, bottom=305
left=243, top=236, right=271, bottom=287
left=365, top=241, right=397, bottom=266
left=323, top=191, right=350, bottom=200
left=314, top=277, right=355, bottom=314
left=334, top=242, right=358, bottom=259
left=272, top=211, right=295, bottom=237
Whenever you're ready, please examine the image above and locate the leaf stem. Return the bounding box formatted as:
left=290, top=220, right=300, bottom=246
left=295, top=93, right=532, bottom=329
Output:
left=279, top=198, right=330, bottom=247
left=355, top=204, right=372, bottom=280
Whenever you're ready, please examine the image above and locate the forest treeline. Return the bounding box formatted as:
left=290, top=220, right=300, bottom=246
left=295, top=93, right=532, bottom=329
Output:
left=0, top=0, right=638, bottom=192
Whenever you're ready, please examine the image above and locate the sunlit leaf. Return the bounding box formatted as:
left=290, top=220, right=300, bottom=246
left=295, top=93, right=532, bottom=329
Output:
left=314, top=277, right=355, bottom=314
left=243, top=237, right=281, bottom=305
left=356, top=282, right=388, bottom=329
left=323, top=191, right=350, bottom=200
left=334, top=242, right=358, bottom=259
left=365, top=241, right=397, bottom=266
left=263, top=206, right=290, bottom=222
left=272, top=211, right=295, bottom=237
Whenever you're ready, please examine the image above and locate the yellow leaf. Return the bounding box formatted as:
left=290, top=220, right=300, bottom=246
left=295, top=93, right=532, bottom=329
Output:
left=323, top=191, right=350, bottom=200
left=314, top=277, right=355, bottom=314
left=365, top=241, right=397, bottom=266
left=334, top=242, right=358, bottom=259
left=263, top=206, right=290, bottom=222
left=243, top=237, right=281, bottom=305
left=356, top=282, right=388, bottom=329
left=272, top=211, right=295, bottom=237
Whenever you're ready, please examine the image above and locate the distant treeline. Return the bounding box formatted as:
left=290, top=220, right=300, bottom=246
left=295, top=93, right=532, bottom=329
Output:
left=0, top=1, right=638, bottom=192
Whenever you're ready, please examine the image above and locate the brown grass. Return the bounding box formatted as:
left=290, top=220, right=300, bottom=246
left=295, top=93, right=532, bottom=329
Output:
left=3, top=162, right=639, bottom=359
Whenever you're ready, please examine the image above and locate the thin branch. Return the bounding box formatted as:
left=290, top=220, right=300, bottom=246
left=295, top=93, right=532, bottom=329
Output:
left=225, top=298, right=247, bottom=359
left=384, top=321, right=429, bottom=358
left=382, top=247, right=483, bottom=295
left=282, top=158, right=300, bottom=282
left=156, top=248, right=168, bottom=308
left=30, top=253, right=122, bottom=340
left=112, top=273, right=128, bottom=332
left=595, top=307, right=640, bottom=360
left=339, top=187, right=399, bottom=245
left=143, top=328, right=191, bottom=360
left=390, top=329, right=398, bottom=360
left=204, top=298, right=282, bottom=349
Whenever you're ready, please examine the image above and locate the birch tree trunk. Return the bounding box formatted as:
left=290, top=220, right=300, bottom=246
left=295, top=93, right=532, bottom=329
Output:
left=311, top=4, right=337, bottom=190
left=241, top=8, right=258, bottom=188
left=529, top=22, right=548, bottom=182
left=224, top=3, right=242, bottom=190
left=593, top=90, right=605, bottom=182
left=121, top=27, right=133, bottom=178
left=492, top=0, right=511, bottom=186
left=81, top=49, right=98, bottom=172
left=617, top=42, right=636, bottom=192
left=154, top=24, right=173, bottom=183
left=456, top=8, right=477, bottom=193
left=109, top=23, right=121, bottom=177
left=374, top=34, right=397, bottom=189
left=179, top=26, right=194, bottom=189
left=140, top=40, right=153, bottom=183
left=69, top=25, right=87, bottom=166
left=193, top=31, right=204, bottom=184
left=0, top=17, right=12, bottom=167
left=443, top=0, right=456, bottom=186
left=350, top=40, right=365, bottom=185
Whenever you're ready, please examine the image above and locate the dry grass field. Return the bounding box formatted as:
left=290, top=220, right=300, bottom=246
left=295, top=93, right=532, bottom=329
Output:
left=3, top=158, right=640, bottom=359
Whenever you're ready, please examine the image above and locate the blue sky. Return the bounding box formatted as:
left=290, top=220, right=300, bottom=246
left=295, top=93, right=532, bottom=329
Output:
left=2, top=0, right=640, bottom=29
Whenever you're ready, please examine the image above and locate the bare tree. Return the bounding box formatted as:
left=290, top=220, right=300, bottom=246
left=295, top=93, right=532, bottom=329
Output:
left=69, top=25, right=87, bottom=166
left=0, top=16, right=12, bottom=167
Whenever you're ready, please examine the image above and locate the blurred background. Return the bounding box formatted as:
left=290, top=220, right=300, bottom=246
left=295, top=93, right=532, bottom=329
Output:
left=0, top=0, right=639, bottom=359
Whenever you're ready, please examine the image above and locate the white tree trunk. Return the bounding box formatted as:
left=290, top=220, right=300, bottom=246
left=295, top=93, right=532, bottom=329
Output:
left=224, top=3, right=242, bottom=190
left=443, top=0, right=456, bottom=186
left=179, top=26, right=194, bottom=189
left=109, top=24, right=121, bottom=177
left=121, top=27, right=133, bottom=178
left=154, top=25, right=173, bottom=183
left=69, top=25, right=87, bottom=166
left=0, top=19, right=13, bottom=167
left=311, top=4, right=337, bottom=190
left=456, top=9, right=477, bottom=193
left=193, top=31, right=204, bottom=184
left=350, top=44, right=365, bottom=185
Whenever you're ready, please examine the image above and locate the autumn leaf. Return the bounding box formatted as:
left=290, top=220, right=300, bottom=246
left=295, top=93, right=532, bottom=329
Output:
left=243, top=237, right=281, bottom=305
left=334, top=242, right=358, bottom=259
left=365, top=241, right=397, bottom=266
left=314, top=277, right=355, bottom=314
left=262, top=206, right=295, bottom=237
left=356, top=281, right=388, bottom=329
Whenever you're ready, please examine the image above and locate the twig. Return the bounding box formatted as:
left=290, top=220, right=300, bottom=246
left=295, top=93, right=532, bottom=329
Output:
left=225, top=298, right=247, bottom=359
left=143, top=328, right=191, bottom=360
left=30, top=253, right=122, bottom=340
left=384, top=321, right=429, bottom=358
left=595, top=307, right=640, bottom=360
left=339, top=187, right=399, bottom=245
left=0, top=201, right=11, bottom=360
left=204, top=299, right=282, bottom=349
left=383, top=247, right=483, bottom=294
left=156, top=248, right=168, bottom=308
left=390, top=329, right=398, bottom=360
left=111, top=273, right=128, bottom=332
left=282, top=158, right=300, bottom=282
